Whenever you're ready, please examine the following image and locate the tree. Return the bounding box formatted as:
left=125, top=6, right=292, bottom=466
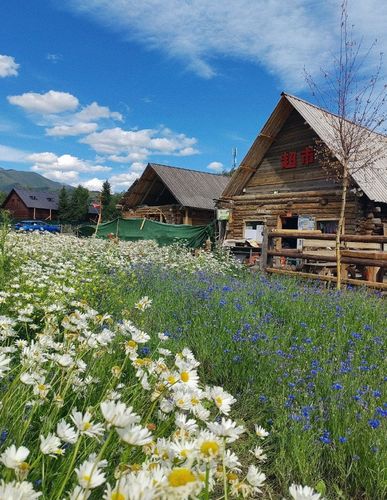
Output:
left=305, top=0, right=386, bottom=289
left=101, top=180, right=112, bottom=221
left=58, top=187, right=71, bottom=223
left=69, top=186, right=90, bottom=223
left=100, top=180, right=120, bottom=221
left=0, top=192, right=6, bottom=206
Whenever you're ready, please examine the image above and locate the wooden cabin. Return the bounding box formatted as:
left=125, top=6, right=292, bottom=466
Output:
left=2, top=188, right=59, bottom=220
left=2, top=187, right=99, bottom=221
left=121, top=163, right=230, bottom=225
left=219, top=93, right=387, bottom=245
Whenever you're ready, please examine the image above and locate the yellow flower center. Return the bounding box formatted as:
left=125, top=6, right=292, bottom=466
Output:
left=83, top=422, right=92, bottom=430
left=126, top=340, right=137, bottom=349
left=111, top=493, right=125, bottom=500
left=227, top=472, right=239, bottom=482
left=168, top=468, right=196, bottom=487
left=215, top=396, right=223, bottom=406
left=200, top=441, right=220, bottom=457
left=82, top=474, right=91, bottom=483
left=167, top=375, right=177, bottom=385
left=180, top=371, right=190, bottom=383
left=38, top=384, right=46, bottom=391
left=180, top=449, right=189, bottom=458
left=18, top=462, right=30, bottom=471
left=191, top=397, right=199, bottom=405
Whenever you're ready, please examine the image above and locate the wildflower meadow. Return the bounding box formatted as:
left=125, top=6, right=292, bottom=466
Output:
left=0, top=227, right=385, bottom=499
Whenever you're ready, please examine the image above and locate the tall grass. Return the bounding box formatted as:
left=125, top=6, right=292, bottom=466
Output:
left=102, top=264, right=386, bottom=499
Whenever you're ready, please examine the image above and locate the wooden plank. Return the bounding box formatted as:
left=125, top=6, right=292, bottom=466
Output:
left=266, top=267, right=387, bottom=290
left=260, top=226, right=269, bottom=271
left=269, top=231, right=387, bottom=243
left=342, top=250, right=387, bottom=260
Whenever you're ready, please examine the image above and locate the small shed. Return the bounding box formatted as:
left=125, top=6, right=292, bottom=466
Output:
left=121, top=163, right=230, bottom=225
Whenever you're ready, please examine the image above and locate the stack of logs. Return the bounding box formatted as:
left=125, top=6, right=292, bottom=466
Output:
left=357, top=206, right=384, bottom=235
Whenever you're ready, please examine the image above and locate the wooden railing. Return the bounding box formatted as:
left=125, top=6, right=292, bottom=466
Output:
left=260, top=229, right=387, bottom=290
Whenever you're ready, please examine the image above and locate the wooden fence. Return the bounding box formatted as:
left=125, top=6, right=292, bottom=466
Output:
left=260, top=229, right=387, bottom=290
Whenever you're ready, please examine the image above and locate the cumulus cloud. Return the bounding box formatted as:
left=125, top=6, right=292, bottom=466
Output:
left=0, top=55, right=19, bottom=77
left=46, top=122, right=99, bottom=137
left=8, top=90, right=79, bottom=114
left=75, top=102, right=123, bottom=122
left=81, top=177, right=105, bottom=191
left=26, top=152, right=112, bottom=185
left=207, top=161, right=223, bottom=172
left=63, top=0, right=387, bottom=89
left=0, top=144, right=28, bottom=163
left=81, top=126, right=198, bottom=160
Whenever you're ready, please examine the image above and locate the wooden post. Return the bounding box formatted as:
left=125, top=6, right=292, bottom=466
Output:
left=184, top=208, right=190, bottom=225
left=33, top=207, right=36, bottom=220
left=260, top=226, right=269, bottom=271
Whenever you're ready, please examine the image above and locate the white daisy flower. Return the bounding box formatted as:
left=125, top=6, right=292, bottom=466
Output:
left=56, top=419, right=79, bottom=444
left=0, top=445, right=30, bottom=469
left=289, top=484, right=324, bottom=500
left=75, top=459, right=106, bottom=489
left=116, top=424, right=153, bottom=446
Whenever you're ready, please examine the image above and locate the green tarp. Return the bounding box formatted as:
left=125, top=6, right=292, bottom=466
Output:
left=78, top=218, right=214, bottom=248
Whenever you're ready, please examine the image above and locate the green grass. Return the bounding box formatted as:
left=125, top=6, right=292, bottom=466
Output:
left=94, top=264, right=386, bottom=499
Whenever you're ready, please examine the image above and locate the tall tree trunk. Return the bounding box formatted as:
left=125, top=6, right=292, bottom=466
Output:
left=336, top=163, right=349, bottom=290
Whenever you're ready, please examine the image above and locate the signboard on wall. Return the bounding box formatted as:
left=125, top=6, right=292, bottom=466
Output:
left=297, top=215, right=316, bottom=249
left=217, top=209, right=230, bottom=220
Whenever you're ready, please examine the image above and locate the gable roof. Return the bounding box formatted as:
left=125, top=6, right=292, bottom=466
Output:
left=124, top=163, right=230, bottom=210
left=2, top=187, right=99, bottom=215
left=9, top=188, right=59, bottom=210
left=222, top=93, right=387, bottom=203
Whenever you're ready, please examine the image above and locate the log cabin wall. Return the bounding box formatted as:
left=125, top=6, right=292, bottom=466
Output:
left=123, top=206, right=215, bottom=226
left=189, top=208, right=215, bottom=226
left=221, top=109, right=370, bottom=238
left=3, top=191, right=30, bottom=219
left=245, top=109, right=337, bottom=195
left=223, top=191, right=364, bottom=239
left=122, top=205, right=183, bottom=224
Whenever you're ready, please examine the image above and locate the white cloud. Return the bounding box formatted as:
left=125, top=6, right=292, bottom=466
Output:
left=0, top=55, right=19, bottom=77
left=81, top=177, right=105, bottom=191
left=75, top=102, right=123, bottom=122
left=207, top=161, right=223, bottom=172
left=130, top=161, right=146, bottom=173
left=63, top=0, right=387, bottom=89
left=46, top=53, right=62, bottom=63
left=46, top=122, right=99, bottom=136
left=109, top=171, right=140, bottom=191
left=26, top=152, right=112, bottom=186
left=0, top=144, right=28, bottom=163
left=81, top=126, right=198, bottom=159
left=8, top=90, right=79, bottom=114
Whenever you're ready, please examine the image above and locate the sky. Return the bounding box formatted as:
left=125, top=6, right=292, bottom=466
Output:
left=0, top=0, right=386, bottom=192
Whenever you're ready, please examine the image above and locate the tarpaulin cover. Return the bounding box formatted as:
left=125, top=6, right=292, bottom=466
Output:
left=78, top=218, right=214, bottom=248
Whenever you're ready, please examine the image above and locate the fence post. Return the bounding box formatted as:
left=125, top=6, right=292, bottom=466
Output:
left=260, top=226, right=269, bottom=271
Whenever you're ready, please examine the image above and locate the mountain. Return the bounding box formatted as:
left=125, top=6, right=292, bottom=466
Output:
left=0, top=167, right=71, bottom=193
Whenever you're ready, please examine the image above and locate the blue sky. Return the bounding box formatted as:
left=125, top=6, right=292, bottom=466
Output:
left=0, top=0, right=386, bottom=192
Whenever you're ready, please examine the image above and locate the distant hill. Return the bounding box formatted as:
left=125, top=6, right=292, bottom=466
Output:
left=0, top=167, right=71, bottom=193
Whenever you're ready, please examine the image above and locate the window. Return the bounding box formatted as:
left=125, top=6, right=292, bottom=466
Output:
left=317, top=219, right=338, bottom=234
left=29, top=195, right=37, bottom=200
left=244, top=221, right=264, bottom=243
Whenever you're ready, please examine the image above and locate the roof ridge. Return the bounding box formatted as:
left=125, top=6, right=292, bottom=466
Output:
left=282, top=92, right=387, bottom=139
left=149, top=162, right=229, bottom=178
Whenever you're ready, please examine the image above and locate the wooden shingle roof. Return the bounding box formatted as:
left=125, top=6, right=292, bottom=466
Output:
left=123, top=163, right=230, bottom=210
left=222, top=93, right=387, bottom=203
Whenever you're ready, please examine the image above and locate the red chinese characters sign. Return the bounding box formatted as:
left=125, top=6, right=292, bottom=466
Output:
left=281, top=147, right=315, bottom=169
